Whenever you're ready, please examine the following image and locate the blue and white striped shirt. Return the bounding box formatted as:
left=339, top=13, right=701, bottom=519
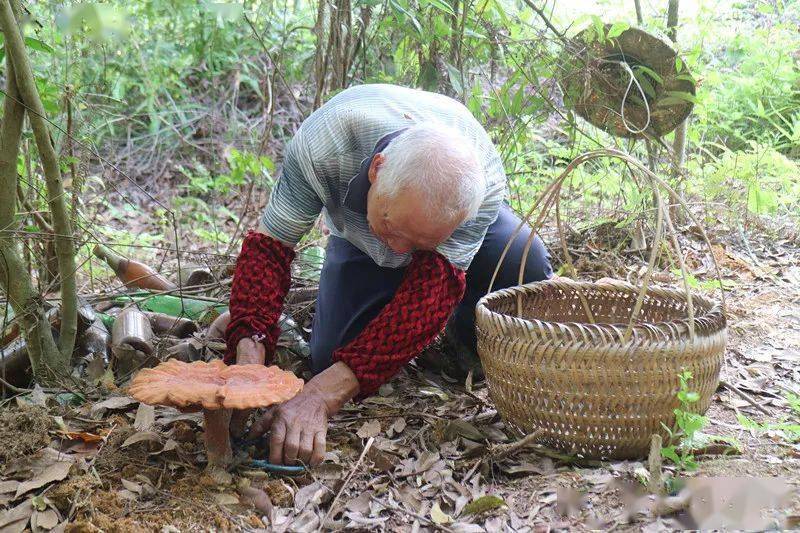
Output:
left=261, top=84, right=507, bottom=270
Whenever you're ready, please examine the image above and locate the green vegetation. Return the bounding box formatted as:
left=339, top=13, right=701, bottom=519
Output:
left=8, top=2, right=797, bottom=254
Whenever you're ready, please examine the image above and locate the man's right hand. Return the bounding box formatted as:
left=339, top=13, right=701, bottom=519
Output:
left=229, top=337, right=267, bottom=439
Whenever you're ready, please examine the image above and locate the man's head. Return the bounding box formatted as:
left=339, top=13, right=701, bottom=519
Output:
left=366, top=123, right=485, bottom=254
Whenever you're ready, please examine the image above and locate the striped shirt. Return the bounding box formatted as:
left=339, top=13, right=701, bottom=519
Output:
left=261, top=84, right=507, bottom=270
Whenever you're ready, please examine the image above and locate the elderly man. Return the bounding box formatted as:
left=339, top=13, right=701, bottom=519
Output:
left=224, top=84, right=552, bottom=466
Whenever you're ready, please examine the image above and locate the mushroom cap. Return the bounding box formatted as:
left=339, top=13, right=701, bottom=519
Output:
left=128, top=359, right=303, bottom=410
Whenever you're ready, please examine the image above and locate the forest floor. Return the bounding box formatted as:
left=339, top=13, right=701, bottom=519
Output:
left=1, top=206, right=798, bottom=532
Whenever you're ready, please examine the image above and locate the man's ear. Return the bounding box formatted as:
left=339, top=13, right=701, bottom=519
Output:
left=368, top=153, right=385, bottom=185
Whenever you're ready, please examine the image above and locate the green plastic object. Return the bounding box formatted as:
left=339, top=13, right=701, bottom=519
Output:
left=98, top=312, right=115, bottom=330
left=111, top=292, right=228, bottom=322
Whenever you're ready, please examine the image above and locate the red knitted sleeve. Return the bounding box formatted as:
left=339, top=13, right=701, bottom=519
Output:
left=332, top=250, right=466, bottom=399
left=224, top=230, right=295, bottom=365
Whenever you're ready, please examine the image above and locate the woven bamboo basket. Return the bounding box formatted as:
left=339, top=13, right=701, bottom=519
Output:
left=476, top=279, right=726, bottom=459
left=475, top=149, right=728, bottom=460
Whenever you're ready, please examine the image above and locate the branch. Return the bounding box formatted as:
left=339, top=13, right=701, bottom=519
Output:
left=521, top=0, right=569, bottom=46
left=0, top=0, right=77, bottom=365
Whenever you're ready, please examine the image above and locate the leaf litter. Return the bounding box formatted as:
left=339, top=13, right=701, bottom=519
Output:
left=1, top=217, right=799, bottom=531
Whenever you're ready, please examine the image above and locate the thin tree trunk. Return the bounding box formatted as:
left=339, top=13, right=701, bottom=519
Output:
left=0, top=5, right=63, bottom=379
left=0, top=0, right=78, bottom=362
left=312, top=0, right=328, bottom=109
left=634, top=0, right=643, bottom=24
left=667, top=0, right=686, bottom=222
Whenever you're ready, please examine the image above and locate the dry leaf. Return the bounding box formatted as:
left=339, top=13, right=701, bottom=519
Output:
left=213, top=493, right=240, bottom=506
left=0, top=481, right=20, bottom=494
left=121, top=431, right=162, bottom=449
left=290, top=509, right=321, bottom=533
left=357, top=420, right=381, bottom=439
left=367, top=448, right=397, bottom=473
left=443, top=420, right=485, bottom=442
left=239, top=487, right=273, bottom=515
left=151, top=439, right=179, bottom=456
left=29, top=385, right=49, bottom=407
left=391, top=418, right=407, bottom=435
left=394, top=485, right=423, bottom=513
left=294, top=481, right=328, bottom=511
left=134, top=403, right=156, bottom=431
left=56, top=430, right=106, bottom=443
left=31, top=508, right=60, bottom=530
left=91, top=396, right=137, bottom=416
left=0, top=499, right=33, bottom=533
left=430, top=502, right=452, bottom=525
left=15, top=462, right=73, bottom=498
left=121, top=479, right=142, bottom=494
left=345, top=491, right=372, bottom=514
left=450, top=525, right=484, bottom=533
left=117, top=489, right=139, bottom=501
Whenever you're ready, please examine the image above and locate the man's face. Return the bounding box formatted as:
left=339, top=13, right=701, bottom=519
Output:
left=365, top=154, right=464, bottom=254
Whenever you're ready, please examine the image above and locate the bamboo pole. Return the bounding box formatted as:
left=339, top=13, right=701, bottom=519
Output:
left=0, top=0, right=78, bottom=361
left=0, top=0, right=64, bottom=378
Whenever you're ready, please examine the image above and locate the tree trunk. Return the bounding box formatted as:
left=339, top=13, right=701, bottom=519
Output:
left=0, top=2, right=64, bottom=379
left=667, top=0, right=686, bottom=222
left=0, top=0, right=78, bottom=362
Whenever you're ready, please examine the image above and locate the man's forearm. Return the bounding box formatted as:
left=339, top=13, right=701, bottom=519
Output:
left=224, top=230, right=295, bottom=364
left=302, top=362, right=360, bottom=415
left=332, top=250, right=466, bottom=398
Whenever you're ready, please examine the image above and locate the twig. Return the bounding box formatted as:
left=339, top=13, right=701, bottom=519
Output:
left=648, top=434, right=663, bottom=495
left=720, top=380, right=772, bottom=416
left=322, top=436, right=374, bottom=525
left=243, top=13, right=303, bottom=114
left=0, top=375, right=32, bottom=394
left=520, top=0, right=570, bottom=46
left=371, top=497, right=456, bottom=533
left=489, top=429, right=544, bottom=461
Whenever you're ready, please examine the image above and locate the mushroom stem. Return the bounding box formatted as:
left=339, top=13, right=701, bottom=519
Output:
left=203, top=408, right=233, bottom=469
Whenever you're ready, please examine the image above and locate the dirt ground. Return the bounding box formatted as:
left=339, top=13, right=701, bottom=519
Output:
left=1, top=222, right=799, bottom=532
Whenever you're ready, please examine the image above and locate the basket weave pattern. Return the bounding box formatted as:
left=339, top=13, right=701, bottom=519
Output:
left=475, top=279, right=727, bottom=459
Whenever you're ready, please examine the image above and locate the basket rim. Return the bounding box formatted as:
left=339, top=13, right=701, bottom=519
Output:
left=476, top=278, right=726, bottom=340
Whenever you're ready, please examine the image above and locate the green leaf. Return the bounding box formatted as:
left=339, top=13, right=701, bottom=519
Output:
left=444, top=62, right=463, bottom=95
left=418, top=60, right=440, bottom=91
left=422, top=0, right=456, bottom=16
left=389, top=0, right=423, bottom=35
left=747, top=186, right=779, bottom=214
left=463, top=495, right=506, bottom=515
left=664, top=90, right=698, bottom=104
left=661, top=446, right=680, bottom=464
left=657, top=96, right=691, bottom=107
left=633, top=64, right=664, bottom=85
left=606, top=22, right=629, bottom=40
left=736, top=413, right=762, bottom=431
left=591, top=16, right=605, bottom=42
left=463, top=28, right=487, bottom=39
left=25, top=37, right=55, bottom=54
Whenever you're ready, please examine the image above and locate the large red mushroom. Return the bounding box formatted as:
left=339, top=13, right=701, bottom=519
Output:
left=129, top=359, right=303, bottom=469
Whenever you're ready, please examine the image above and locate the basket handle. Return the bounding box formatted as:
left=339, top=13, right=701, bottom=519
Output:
left=487, top=148, right=727, bottom=342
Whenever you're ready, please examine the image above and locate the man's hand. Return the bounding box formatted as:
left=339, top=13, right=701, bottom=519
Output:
left=247, top=388, right=329, bottom=465
left=246, top=361, right=359, bottom=466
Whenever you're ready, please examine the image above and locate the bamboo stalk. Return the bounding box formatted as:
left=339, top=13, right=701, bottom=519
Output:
left=0, top=0, right=64, bottom=378
left=0, top=0, right=78, bottom=362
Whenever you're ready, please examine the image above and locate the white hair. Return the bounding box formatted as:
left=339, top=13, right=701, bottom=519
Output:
left=374, top=123, right=485, bottom=223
